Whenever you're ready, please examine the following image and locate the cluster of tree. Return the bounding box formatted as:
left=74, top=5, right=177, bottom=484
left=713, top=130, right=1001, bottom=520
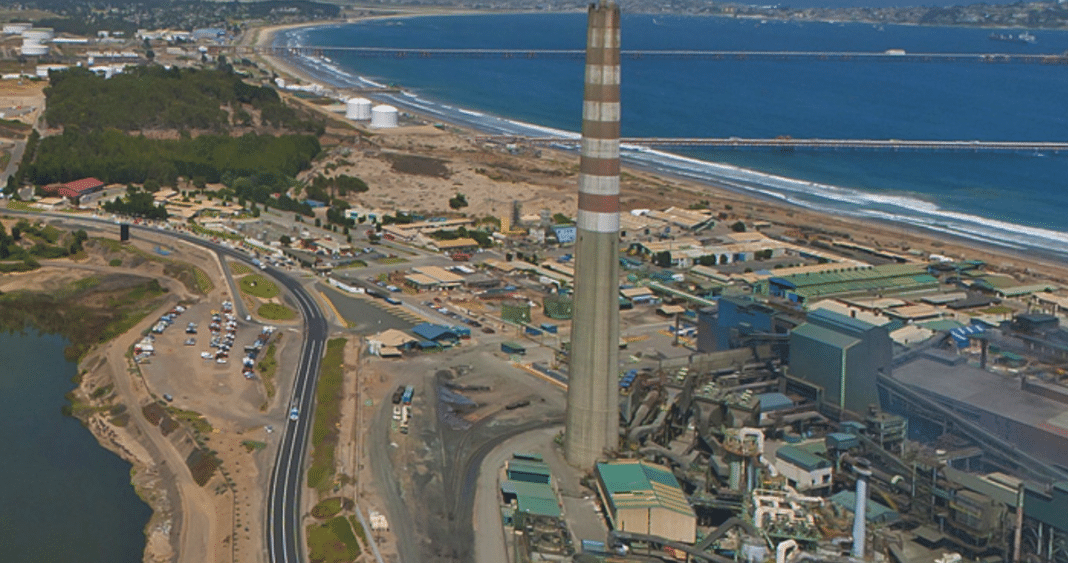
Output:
left=101, top=189, right=169, bottom=220
left=381, top=212, right=416, bottom=226
left=429, top=226, right=493, bottom=248
left=27, top=129, right=320, bottom=186
left=325, top=200, right=354, bottom=228
left=307, top=174, right=369, bottom=200
left=0, top=220, right=87, bottom=271
left=448, top=193, right=468, bottom=210
left=44, top=66, right=322, bottom=134
left=212, top=171, right=314, bottom=216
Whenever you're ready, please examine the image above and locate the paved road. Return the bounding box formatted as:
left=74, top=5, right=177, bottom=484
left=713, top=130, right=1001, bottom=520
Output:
left=8, top=212, right=329, bottom=563
left=0, top=138, right=26, bottom=189
left=158, top=231, right=329, bottom=563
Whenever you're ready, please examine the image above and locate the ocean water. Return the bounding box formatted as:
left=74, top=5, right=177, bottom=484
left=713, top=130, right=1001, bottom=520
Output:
left=0, top=331, right=150, bottom=562
left=277, top=14, right=1068, bottom=258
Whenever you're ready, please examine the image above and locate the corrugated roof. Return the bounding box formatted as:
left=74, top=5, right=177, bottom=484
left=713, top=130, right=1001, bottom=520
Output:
left=798, top=264, right=924, bottom=286
left=370, top=328, right=416, bottom=347
left=775, top=445, right=832, bottom=471
left=620, top=287, right=654, bottom=298
left=596, top=460, right=695, bottom=518
left=413, top=265, right=464, bottom=283
left=412, top=323, right=457, bottom=341
left=507, top=459, right=552, bottom=477
left=920, top=319, right=965, bottom=332
left=63, top=177, right=104, bottom=193
left=809, top=308, right=879, bottom=334
left=791, top=322, right=860, bottom=350
left=758, top=393, right=793, bottom=412
left=516, top=494, right=561, bottom=518
left=831, top=491, right=899, bottom=524
left=501, top=480, right=556, bottom=500
left=405, top=273, right=441, bottom=287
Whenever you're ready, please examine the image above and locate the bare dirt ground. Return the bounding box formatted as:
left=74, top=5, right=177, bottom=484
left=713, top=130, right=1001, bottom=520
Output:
left=0, top=220, right=298, bottom=563
left=0, top=79, right=45, bottom=126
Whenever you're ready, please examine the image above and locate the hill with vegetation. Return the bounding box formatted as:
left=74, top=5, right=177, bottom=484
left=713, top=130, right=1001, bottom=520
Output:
left=19, top=66, right=324, bottom=201
left=44, top=66, right=322, bottom=134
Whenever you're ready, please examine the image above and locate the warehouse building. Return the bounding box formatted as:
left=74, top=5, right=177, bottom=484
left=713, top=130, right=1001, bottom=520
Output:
left=595, top=460, right=697, bottom=544
left=763, top=263, right=937, bottom=305
left=774, top=444, right=833, bottom=494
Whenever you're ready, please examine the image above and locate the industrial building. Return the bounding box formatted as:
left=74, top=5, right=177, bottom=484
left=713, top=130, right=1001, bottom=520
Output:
left=595, top=460, right=697, bottom=544
left=762, top=263, right=938, bottom=304
left=774, top=444, right=834, bottom=494
left=789, top=309, right=892, bottom=416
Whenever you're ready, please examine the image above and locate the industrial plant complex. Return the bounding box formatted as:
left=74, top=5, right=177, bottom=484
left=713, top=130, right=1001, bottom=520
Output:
left=4, top=3, right=1068, bottom=563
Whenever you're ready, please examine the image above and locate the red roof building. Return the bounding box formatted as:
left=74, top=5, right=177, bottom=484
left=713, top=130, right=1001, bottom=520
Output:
left=43, top=177, right=105, bottom=200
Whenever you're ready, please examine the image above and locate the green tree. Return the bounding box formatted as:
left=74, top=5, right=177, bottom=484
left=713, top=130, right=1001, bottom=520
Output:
left=449, top=193, right=468, bottom=210
left=730, top=221, right=746, bottom=233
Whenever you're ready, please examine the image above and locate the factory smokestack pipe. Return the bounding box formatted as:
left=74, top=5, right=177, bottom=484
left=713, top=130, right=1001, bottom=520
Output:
left=852, top=460, right=872, bottom=560
left=564, top=1, right=622, bottom=469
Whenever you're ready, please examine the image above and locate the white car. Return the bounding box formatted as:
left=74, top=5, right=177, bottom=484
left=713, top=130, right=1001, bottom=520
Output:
left=289, top=407, right=300, bottom=421
left=201, top=352, right=214, bottom=359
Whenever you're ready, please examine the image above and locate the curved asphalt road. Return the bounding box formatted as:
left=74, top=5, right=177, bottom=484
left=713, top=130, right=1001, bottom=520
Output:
left=157, top=229, right=329, bottom=563
left=7, top=212, right=328, bottom=563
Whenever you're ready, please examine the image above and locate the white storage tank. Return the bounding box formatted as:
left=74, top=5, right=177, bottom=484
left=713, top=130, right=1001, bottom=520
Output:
left=22, top=27, right=54, bottom=41
left=370, top=104, right=398, bottom=128
left=21, top=41, right=48, bottom=56
left=3, top=23, right=31, bottom=35
left=345, top=97, right=372, bottom=120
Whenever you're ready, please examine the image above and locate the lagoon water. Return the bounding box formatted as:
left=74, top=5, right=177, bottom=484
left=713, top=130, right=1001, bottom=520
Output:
left=278, top=14, right=1068, bottom=258
left=0, top=331, right=150, bottom=562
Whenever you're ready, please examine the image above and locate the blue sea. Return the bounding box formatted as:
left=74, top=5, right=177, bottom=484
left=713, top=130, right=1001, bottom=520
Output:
left=276, top=14, right=1068, bottom=259
left=0, top=331, right=151, bottom=562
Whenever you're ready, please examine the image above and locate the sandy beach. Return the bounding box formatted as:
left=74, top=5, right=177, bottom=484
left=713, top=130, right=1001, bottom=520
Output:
left=244, top=15, right=1068, bottom=286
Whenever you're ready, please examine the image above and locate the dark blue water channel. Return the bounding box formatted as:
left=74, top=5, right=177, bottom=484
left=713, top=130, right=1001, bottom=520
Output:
left=0, top=331, right=150, bottom=562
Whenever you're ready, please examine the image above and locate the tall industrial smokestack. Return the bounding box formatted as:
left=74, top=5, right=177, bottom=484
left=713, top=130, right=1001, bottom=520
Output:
left=564, top=1, right=622, bottom=469
left=852, top=460, right=872, bottom=559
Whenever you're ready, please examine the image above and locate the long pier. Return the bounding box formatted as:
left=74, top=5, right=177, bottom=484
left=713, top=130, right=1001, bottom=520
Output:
left=476, top=136, right=1068, bottom=153
left=230, top=45, right=1068, bottom=64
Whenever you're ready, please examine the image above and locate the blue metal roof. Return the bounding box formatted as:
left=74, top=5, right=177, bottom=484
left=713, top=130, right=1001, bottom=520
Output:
left=412, top=323, right=458, bottom=341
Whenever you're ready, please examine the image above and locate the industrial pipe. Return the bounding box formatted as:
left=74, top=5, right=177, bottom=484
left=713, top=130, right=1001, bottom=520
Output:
left=776, top=539, right=799, bottom=563
left=852, top=460, right=873, bottom=560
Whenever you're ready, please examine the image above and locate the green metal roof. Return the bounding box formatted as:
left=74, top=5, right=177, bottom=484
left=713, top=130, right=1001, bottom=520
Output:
left=507, top=459, right=552, bottom=476
left=775, top=445, right=832, bottom=472
left=501, top=480, right=557, bottom=500
left=516, top=494, right=562, bottom=518
left=596, top=460, right=695, bottom=518
left=792, top=274, right=938, bottom=300
left=831, top=491, right=899, bottom=524
left=920, top=319, right=966, bottom=332
left=773, top=264, right=926, bottom=289
left=791, top=322, right=861, bottom=351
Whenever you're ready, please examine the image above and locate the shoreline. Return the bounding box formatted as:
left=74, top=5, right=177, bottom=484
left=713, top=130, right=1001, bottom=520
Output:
left=247, top=16, right=1068, bottom=284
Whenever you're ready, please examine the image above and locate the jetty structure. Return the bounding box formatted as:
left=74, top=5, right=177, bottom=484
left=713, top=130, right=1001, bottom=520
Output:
left=564, top=0, right=622, bottom=469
